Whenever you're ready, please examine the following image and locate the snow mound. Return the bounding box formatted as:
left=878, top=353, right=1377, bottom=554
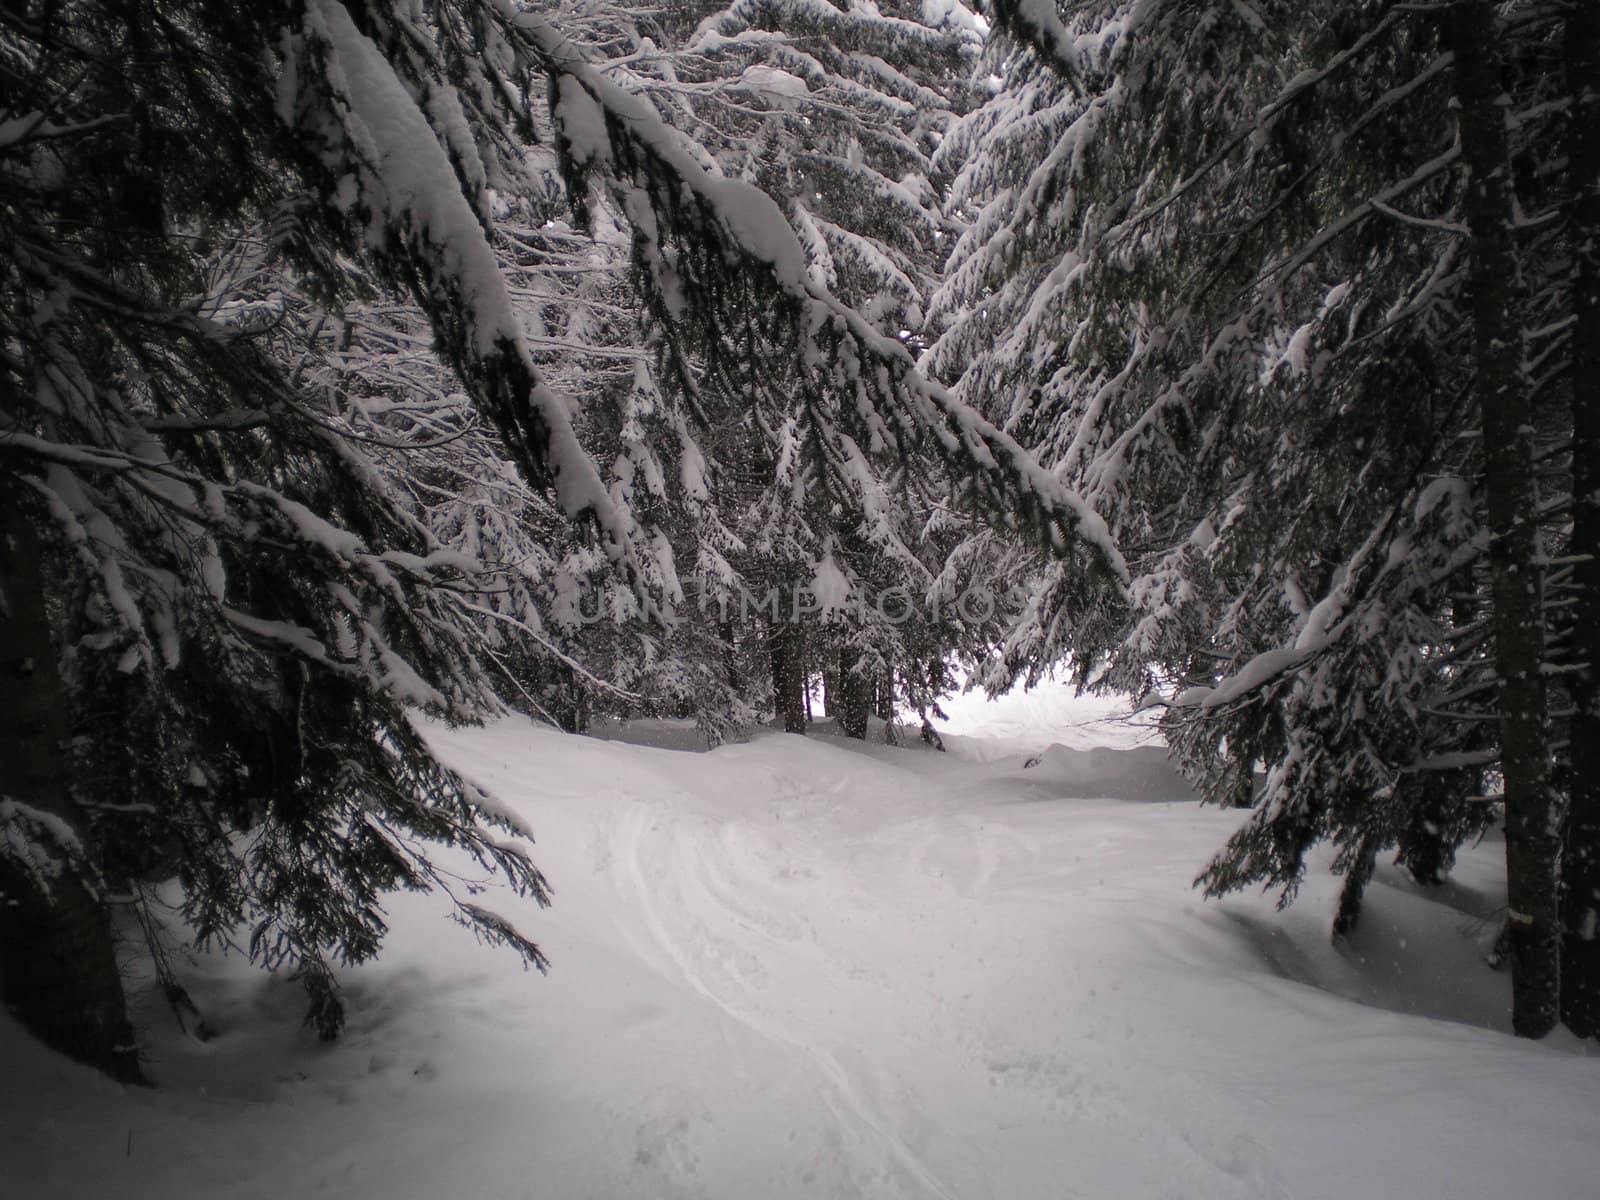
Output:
left=934, top=673, right=1160, bottom=760
left=4, top=713, right=1598, bottom=1200
left=586, top=714, right=715, bottom=752
left=1012, top=743, right=1198, bottom=802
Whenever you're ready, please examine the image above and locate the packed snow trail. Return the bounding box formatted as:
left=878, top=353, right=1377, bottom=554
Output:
left=582, top=735, right=1285, bottom=1200
left=3, top=699, right=1598, bottom=1198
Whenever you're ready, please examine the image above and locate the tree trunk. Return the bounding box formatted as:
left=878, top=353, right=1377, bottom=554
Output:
left=836, top=647, right=870, bottom=740
left=719, top=621, right=738, bottom=688
left=1229, top=746, right=1256, bottom=809
left=551, top=666, right=590, bottom=734
left=1449, top=4, right=1561, bottom=1037
left=0, top=494, right=143, bottom=1081
left=768, top=624, right=806, bottom=734
left=1395, top=771, right=1465, bottom=886
left=1561, top=0, right=1600, bottom=1039
left=874, top=663, right=894, bottom=722
left=1332, top=830, right=1382, bottom=940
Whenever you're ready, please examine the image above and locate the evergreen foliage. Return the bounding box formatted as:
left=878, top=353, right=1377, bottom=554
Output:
left=931, top=0, right=1596, bottom=1036
left=598, top=0, right=989, bottom=735
left=12, top=0, right=1592, bottom=1075
left=1, top=0, right=1120, bottom=1073
left=0, top=0, right=617, bottom=1045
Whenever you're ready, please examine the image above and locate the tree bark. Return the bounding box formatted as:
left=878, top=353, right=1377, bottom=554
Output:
left=1395, top=771, right=1465, bottom=886
left=874, top=663, right=894, bottom=722
left=1332, top=830, right=1382, bottom=940
left=1229, top=746, right=1256, bottom=810
left=768, top=624, right=807, bottom=734
left=551, top=666, right=590, bottom=734
left=836, top=647, right=871, bottom=740
left=0, top=492, right=143, bottom=1081
left=875, top=663, right=897, bottom=743
left=1449, top=3, right=1561, bottom=1037
left=1561, top=0, right=1600, bottom=1039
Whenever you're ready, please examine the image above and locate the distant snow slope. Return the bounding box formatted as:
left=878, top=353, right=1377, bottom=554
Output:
left=934, top=673, right=1162, bottom=760
left=4, top=702, right=1597, bottom=1199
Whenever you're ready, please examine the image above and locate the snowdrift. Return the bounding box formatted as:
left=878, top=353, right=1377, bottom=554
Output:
left=3, top=702, right=1597, bottom=1199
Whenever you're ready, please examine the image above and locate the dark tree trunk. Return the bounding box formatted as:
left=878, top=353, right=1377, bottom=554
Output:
left=1229, top=747, right=1256, bottom=809
left=719, top=621, right=738, bottom=687
left=875, top=663, right=897, bottom=743
left=0, top=495, right=143, bottom=1081
left=873, top=663, right=894, bottom=722
left=551, top=667, right=590, bottom=734
left=1395, top=772, right=1465, bottom=886
left=1332, top=830, right=1382, bottom=940
left=1450, top=4, right=1561, bottom=1037
left=1561, top=0, right=1600, bottom=1039
left=769, top=624, right=806, bottom=734
left=836, top=648, right=870, bottom=740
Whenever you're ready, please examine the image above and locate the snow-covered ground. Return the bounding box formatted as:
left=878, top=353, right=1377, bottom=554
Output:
left=5, top=686, right=1599, bottom=1199
left=934, top=672, right=1163, bottom=759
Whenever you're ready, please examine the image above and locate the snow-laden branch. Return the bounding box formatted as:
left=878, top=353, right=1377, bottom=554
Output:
left=299, top=0, right=642, bottom=566
left=506, top=3, right=1130, bottom=595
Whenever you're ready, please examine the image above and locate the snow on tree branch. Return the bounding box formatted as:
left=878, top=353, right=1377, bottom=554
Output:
left=292, top=0, right=640, bottom=563
left=509, top=3, right=1130, bottom=595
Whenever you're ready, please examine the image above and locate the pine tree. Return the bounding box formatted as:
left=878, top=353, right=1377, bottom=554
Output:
left=931, top=0, right=1598, bottom=1035
left=605, top=0, right=988, bottom=734
left=1448, top=0, right=1557, bottom=1036
left=0, top=0, right=642, bottom=1064
left=1560, top=0, right=1600, bottom=1037
left=0, top=492, right=143, bottom=1082
left=3, top=0, right=1124, bottom=1074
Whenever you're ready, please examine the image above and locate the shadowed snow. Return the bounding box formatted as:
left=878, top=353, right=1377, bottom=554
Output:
left=3, top=692, right=1597, bottom=1199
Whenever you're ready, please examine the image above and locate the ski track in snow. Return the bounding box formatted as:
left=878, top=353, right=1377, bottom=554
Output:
left=4, top=683, right=1599, bottom=1198
left=612, top=780, right=968, bottom=1200
left=556, top=736, right=1309, bottom=1200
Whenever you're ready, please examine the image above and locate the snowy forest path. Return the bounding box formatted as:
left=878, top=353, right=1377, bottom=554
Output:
left=569, top=730, right=1292, bottom=1200
left=606, top=750, right=970, bottom=1200
left=5, top=713, right=1599, bottom=1200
